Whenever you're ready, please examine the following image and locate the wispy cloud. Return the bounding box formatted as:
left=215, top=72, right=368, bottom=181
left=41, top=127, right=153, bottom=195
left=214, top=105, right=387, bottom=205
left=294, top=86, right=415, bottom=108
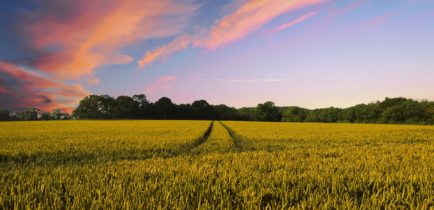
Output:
left=197, top=0, right=325, bottom=49
left=144, top=76, right=177, bottom=94
left=196, top=78, right=290, bottom=83
left=267, top=11, right=318, bottom=34
left=2, top=0, right=198, bottom=111
left=86, top=77, right=100, bottom=85
left=0, top=61, right=90, bottom=113
left=362, top=14, right=389, bottom=28
left=138, top=36, right=191, bottom=68
left=138, top=0, right=326, bottom=68
left=25, top=0, right=197, bottom=78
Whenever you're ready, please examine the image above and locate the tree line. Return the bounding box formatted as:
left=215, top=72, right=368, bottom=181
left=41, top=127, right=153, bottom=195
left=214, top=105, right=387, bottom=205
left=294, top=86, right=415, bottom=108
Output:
left=71, top=94, right=242, bottom=120
left=0, top=108, right=70, bottom=121
left=71, top=95, right=434, bottom=124
left=289, top=97, right=434, bottom=124
left=1, top=95, right=433, bottom=125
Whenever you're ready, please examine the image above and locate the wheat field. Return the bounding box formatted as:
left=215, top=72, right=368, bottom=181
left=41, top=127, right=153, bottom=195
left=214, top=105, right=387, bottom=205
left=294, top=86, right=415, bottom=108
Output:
left=0, top=120, right=433, bottom=209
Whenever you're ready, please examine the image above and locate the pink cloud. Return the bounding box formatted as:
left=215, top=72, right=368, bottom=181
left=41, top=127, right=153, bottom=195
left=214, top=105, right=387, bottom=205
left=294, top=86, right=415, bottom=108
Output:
left=144, top=76, right=176, bottom=94
left=197, top=0, right=325, bottom=49
left=0, top=61, right=90, bottom=113
left=25, top=0, right=197, bottom=78
left=2, top=1, right=198, bottom=111
left=196, top=78, right=290, bottom=83
left=87, top=77, right=100, bottom=85
left=138, top=0, right=326, bottom=68
left=363, top=14, right=388, bottom=28
left=138, top=36, right=191, bottom=68
left=268, top=11, right=318, bottom=34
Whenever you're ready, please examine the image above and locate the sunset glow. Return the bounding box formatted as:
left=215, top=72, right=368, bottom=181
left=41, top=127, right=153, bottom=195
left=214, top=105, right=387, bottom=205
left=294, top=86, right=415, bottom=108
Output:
left=1, top=0, right=434, bottom=112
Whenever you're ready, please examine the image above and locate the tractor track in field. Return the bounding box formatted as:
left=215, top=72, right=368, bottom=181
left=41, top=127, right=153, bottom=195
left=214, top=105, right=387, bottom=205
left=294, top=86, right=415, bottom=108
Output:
left=187, top=121, right=214, bottom=150
left=0, top=121, right=216, bottom=166
left=219, top=121, right=244, bottom=151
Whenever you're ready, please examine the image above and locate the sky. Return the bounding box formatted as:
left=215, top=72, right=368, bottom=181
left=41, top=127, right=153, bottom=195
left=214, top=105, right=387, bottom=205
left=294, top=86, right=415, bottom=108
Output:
left=1, top=0, right=434, bottom=112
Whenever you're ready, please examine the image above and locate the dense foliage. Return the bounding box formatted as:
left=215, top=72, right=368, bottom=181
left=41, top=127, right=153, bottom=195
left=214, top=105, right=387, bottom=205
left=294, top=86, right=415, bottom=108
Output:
left=1, top=95, right=434, bottom=124
left=71, top=94, right=242, bottom=120
left=1, top=121, right=433, bottom=208
left=0, top=108, right=70, bottom=121
left=282, top=97, right=434, bottom=124
left=72, top=95, right=434, bottom=125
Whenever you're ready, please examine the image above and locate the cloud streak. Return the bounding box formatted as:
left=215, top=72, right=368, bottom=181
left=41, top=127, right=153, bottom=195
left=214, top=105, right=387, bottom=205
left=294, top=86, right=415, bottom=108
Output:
left=196, top=78, right=290, bottom=83
left=362, top=14, right=388, bottom=28
left=144, top=76, right=177, bottom=94
left=198, top=0, right=325, bottom=49
left=139, top=0, right=326, bottom=68
left=138, top=36, right=192, bottom=68
left=0, top=61, right=89, bottom=113
left=16, top=0, right=195, bottom=79
left=268, top=11, right=318, bottom=34
left=1, top=0, right=198, bottom=111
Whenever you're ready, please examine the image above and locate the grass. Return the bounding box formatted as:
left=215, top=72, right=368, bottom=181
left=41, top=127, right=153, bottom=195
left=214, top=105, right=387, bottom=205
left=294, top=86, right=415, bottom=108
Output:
left=0, top=120, right=433, bottom=209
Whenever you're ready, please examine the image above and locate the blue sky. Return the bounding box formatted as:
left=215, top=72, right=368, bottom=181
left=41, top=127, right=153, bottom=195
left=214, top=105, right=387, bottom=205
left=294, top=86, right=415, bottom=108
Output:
left=1, top=0, right=434, bottom=112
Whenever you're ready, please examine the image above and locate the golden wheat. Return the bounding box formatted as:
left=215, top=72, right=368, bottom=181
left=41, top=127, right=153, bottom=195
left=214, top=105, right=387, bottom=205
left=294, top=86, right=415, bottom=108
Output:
left=0, top=120, right=433, bottom=209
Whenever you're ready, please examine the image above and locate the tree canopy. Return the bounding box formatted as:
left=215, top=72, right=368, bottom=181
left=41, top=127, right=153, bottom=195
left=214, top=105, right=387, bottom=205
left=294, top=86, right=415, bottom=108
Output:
left=72, top=95, right=247, bottom=121
left=1, top=95, right=434, bottom=125
left=255, top=101, right=282, bottom=122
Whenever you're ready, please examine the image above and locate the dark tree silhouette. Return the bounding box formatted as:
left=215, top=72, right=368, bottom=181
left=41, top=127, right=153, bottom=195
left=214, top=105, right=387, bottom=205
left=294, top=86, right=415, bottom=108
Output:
left=255, top=101, right=282, bottom=122
left=113, top=96, right=139, bottom=119
left=152, top=97, right=177, bottom=119
left=2, top=95, right=433, bottom=125
left=72, top=95, right=115, bottom=119
left=213, top=104, right=239, bottom=120
left=191, top=100, right=213, bottom=120
left=0, top=108, right=10, bottom=121
left=282, top=107, right=309, bottom=122
left=20, top=108, right=40, bottom=121
left=133, top=94, right=150, bottom=118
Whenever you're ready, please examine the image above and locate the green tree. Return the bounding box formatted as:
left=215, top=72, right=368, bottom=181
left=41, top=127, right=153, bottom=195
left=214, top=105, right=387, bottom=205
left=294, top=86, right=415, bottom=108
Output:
left=237, top=107, right=256, bottom=121
left=99, top=95, right=116, bottom=118
left=0, top=108, right=10, bottom=121
left=176, top=104, right=192, bottom=119
left=305, top=107, right=341, bottom=123
left=52, top=109, right=69, bottom=120
left=20, top=108, right=40, bottom=121
left=353, top=103, right=380, bottom=123
left=152, top=97, right=176, bottom=119
left=282, top=107, right=309, bottom=122
left=40, top=112, right=52, bottom=120
left=381, top=99, right=425, bottom=124
left=113, top=96, right=139, bottom=119
left=255, top=101, right=282, bottom=122
left=133, top=94, right=150, bottom=118
left=379, top=97, right=408, bottom=110
left=338, top=107, right=356, bottom=123
left=73, top=95, right=115, bottom=119
left=191, top=100, right=213, bottom=120
left=213, top=104, right=239, bottom=120
left=424, top=102, right=434, bottom=124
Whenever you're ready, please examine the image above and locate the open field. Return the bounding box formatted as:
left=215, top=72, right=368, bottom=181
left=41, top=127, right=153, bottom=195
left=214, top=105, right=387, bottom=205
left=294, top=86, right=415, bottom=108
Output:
left=0, top=121, right=433, bottom=209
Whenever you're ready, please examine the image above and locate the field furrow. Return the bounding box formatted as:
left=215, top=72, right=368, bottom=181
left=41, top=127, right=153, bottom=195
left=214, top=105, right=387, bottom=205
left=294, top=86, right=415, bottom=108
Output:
left=1, top=120, right=433, bottom=209
left=191, top=121, right=233, bottom=154
left=0, top=120, right=211, bottom=165
left=219, top=121, right=247, bottom=151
